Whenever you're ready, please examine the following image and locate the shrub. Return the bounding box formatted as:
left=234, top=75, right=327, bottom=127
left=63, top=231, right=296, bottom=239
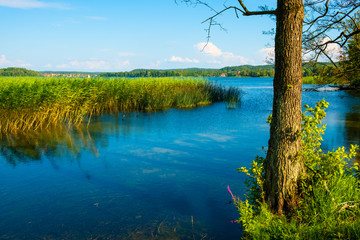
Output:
left=229, top=100, right=360, bottom=239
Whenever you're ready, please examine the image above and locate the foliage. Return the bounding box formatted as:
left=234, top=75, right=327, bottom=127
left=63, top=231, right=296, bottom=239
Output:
left=98, top=63, right=337, bottom=83
left=230, top=100, right=360, bottom=239
left=0, top=77, right=240, bottom=134
left=98, top=65, right=276, bottom=78
left=0, top=67, right=40, bottom=77
left=340, top=30, right=360, bottom=89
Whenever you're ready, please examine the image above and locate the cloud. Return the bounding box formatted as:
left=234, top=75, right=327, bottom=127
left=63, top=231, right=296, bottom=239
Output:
left=258, top=47, right=275, bottom=64
left=0, top=54, right=10, bottom=65
left=56, top=58, right=131, bottom=71
left=0, top=54, right=32, bottom=68
left=115, top=60, right=130, bottom=68
left=69, top=59, right=107, bottom=70
left=150, top=60, right=161, bottom=68
left=18, top=62, right=32, bottom=68
left=302, top=37, right=344, bottom=62
left=167, top=56, right=199, bottom=63
left=43, top=64, right=53, bottom=68
left=195, top=42, right=249, bottom=65
left=321, top=37, right=343, bottom=59
left=195, top=42, right=222, bottom=57
left=56, top=59, right=109, bottom=70
left=221, top=52, right=249, bottom=64
left=0, top=0, right=69, bottom=9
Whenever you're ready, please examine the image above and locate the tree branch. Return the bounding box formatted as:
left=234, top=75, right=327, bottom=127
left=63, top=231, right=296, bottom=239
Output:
left=237, top=0, right=277, bottom=16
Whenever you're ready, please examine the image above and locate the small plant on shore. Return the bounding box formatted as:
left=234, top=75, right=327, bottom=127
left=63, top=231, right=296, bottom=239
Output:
left=229, top=100, right=360, bottom=239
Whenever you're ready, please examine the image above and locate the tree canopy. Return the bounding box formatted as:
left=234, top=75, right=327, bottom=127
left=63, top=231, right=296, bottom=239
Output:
left=0, top=67, right=40, bottom=77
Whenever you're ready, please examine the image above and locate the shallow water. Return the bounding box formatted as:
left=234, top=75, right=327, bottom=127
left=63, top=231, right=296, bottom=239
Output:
left=0, top=77, right=359, bottom=239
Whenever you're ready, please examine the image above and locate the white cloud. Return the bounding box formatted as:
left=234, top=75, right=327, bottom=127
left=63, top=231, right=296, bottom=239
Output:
left=0, top=54, right=33, bottom=68
left=321, top=37, right=343, bottom=59
left=222, top=52, right=249, bottom=65
left=55, top=58, right=131, bottom=71
left=0, top=0, right=68, bottom=9
left=18, top=62, right=32, bottom=68
left=207, top=59, right=221, bottom=64
left=167, top=56, right=199, bottom=63
left=150, top=60, right=161, bottom=68
left=302, top=37, right=344, bottom=62
left=115, top=60, right=130, bottom=68
left=0, top=54, right=10, bottom=65
left=70, top=59, right=107, bottom=70
left=195, top=42, right=250, bottom=65
left=195, top=42, right=222, bottom=57
left=258, top=47, right=275, bottom=64
left=56, top=59, right=109, bottom=70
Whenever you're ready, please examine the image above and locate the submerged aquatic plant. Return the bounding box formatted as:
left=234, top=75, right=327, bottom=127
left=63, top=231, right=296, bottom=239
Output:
left=0, top=77, right=241, bottom=134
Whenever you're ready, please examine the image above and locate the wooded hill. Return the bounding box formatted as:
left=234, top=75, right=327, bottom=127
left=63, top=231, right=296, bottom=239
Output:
left=1, top=63, right=334, bottom=78
left=98, top=63, right=332, bottom=78
left=0, top=67, right=40, bottom=77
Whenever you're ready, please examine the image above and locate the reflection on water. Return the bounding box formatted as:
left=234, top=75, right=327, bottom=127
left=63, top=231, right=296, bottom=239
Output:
left=0, top=127, right=97, bottom=167
left=0, top=78, right=359, bottom=239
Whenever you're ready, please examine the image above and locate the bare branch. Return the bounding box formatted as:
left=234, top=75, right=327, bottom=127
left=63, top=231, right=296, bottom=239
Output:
left=303, top=0, right=360, bottom=65
left=237, top=0, right=277, bottom=16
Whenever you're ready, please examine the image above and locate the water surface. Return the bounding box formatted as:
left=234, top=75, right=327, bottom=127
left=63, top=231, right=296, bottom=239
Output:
left=0, top=77, right=359, bottom=239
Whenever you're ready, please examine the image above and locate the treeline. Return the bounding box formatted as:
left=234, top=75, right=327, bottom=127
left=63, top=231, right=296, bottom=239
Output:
left=0, top=64, right=348, bottom=83
left=0, top=67, right=40, bottom=77
left=98, top=65, right=276, bottom=78
left=98, top=64, right=334, bottom=78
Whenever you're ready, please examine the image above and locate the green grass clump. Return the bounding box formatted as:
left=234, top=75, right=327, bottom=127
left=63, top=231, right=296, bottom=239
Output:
left=303, top=76, right=319, bottom=84
left=0, top=77, right=240, bottom=134
left=230, top=100, right=360, bottom=239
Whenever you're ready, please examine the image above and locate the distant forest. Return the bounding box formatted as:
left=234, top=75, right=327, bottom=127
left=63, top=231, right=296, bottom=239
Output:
left=0, top=67, right=40, bottom=77
left=98, top=63, right=332, bottom=78
left=0, top=63, right=333, bottom=78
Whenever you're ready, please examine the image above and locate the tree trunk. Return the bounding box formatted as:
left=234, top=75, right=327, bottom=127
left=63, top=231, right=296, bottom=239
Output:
left=264, top=0, right=304, bottom=214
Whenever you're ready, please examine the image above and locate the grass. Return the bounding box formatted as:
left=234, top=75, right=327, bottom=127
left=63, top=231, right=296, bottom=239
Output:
left=0, top=77, right=240, bottom=134
left=302, top=76, right=318, bottom=84
left=303, top=76, right=344, bottom=85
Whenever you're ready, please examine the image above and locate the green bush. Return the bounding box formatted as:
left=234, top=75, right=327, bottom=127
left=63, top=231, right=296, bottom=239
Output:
left=229, top=100, right=360, bottom=239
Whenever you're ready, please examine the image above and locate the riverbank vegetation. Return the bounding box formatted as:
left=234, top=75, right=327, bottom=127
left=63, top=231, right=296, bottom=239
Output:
left=230, top=100, right=360, bottom=239
left=0, top=77, right=240, bottom=134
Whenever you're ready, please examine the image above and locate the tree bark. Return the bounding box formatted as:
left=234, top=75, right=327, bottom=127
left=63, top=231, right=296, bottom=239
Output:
left=264, top=0, right=305, bottom=214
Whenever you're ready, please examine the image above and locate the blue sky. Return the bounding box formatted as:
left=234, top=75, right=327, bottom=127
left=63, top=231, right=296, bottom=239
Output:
left=0, top=0, right=277, bottom=72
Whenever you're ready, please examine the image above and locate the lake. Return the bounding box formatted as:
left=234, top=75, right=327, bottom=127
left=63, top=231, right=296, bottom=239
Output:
left=0, top=77, right=359, bottom=239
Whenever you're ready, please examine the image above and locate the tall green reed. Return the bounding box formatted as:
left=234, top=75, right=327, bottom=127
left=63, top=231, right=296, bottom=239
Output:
left=0, top=77, right=240, bottom=134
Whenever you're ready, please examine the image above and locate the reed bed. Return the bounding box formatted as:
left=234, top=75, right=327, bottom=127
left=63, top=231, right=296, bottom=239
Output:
left=0, top=77, right=240, bottom=134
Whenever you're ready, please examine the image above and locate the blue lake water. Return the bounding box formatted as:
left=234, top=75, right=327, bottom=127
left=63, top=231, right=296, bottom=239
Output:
left=0, top=77, right=359, bottom=239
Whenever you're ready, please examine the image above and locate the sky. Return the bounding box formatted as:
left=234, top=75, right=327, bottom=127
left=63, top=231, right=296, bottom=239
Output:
left=0, top=0, right=279, bottom=72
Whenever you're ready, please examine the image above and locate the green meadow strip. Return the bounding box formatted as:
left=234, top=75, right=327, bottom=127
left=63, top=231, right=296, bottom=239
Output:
left=0, top=77, right=240, bottom=134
